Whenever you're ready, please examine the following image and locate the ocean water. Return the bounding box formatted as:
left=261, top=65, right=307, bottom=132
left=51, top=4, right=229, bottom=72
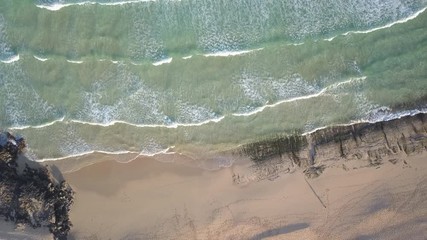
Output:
left=1, top=0, right=427, bottom=166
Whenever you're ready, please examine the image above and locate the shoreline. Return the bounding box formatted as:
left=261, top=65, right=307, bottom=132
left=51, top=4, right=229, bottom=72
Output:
left=36, top=111, right=427, bottom=174
left=2, top=1, right=427, bottom=238
left=64, top=143, right=427, bottom=239
left=2, top=110, right=425, bottom=239
left=60, top=112, right=427, bottom=239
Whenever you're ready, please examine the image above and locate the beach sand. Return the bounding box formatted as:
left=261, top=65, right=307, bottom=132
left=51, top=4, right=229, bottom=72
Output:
left=61, top=152, right=427, bottom=240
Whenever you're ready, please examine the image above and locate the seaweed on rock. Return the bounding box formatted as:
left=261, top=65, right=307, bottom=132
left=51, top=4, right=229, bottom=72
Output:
left=242, top=133, right=307, bottom=164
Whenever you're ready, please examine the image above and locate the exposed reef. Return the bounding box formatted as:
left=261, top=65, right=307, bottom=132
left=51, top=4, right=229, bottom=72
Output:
left=241, top=134, right=307, bottom=165
left=0, top=131, right=74, bottom=240
left=239, top=113, right=427, bottom=182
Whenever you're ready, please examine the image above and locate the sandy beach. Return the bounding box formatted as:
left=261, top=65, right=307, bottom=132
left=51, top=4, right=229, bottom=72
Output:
left=2, top=1, right=427, bottom=239
left=2, top=114, right=426, bottom=239
left=61, top=151, right=426, bottom=240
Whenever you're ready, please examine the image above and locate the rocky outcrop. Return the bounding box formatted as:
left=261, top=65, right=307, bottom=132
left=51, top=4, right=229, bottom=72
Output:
left=0, top=132, right=25, bottom=165
left=0, top=131, right=74, bottom=240
left=240, top=113, right=427, bottom=181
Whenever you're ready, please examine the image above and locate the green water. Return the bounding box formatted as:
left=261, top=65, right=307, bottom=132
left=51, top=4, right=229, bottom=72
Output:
left=0, top=0, right=426, bottom=164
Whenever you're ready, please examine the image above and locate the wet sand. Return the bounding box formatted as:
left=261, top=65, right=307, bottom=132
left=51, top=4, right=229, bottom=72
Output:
left=63, top=152, right=427, bottom=239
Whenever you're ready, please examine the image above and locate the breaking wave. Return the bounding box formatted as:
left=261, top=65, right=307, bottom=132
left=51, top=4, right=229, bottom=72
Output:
left=233, top=76, right=367, bottom=117
left=35, top=0, right=159, bottom=11
left=1, top=55, right=19, bottom=64
left=203, top=48, right=263, bottom=57
left=325, top=7, right=427, bottom=41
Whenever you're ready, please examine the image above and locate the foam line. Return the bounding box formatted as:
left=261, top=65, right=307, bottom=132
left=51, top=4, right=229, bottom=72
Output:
left=33, top=55, right=49, bottom=61
left=67, top=60, right=83, bottom=64
left=36, top=150, right=140, bottom=162
left=7, top=115, right=225, bottom=130
left=36, top=0, right=157, bottom=11
left=9, top=117, right=65, bottom=130
left=1, top=55, right=19, bottom=63
left=302, top=108, right=427, bottom=136
left=203, top=48, right=263, bottom=57
left=152, top=57, right=172, bottom=66
left=325, top=7, right=427, bottom=41
left=37, top=147, right=174, bottom=162
left=233, top=77, right=366, bottom=117
left=69, top=115, right=225, bottom=128
left=287, top=42, right=304, bottom=46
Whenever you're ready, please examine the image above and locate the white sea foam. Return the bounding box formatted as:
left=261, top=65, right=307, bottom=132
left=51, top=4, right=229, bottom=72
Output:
left=203, top=48, right=263, bottom=57
left=69, top=115, right=225, bottom=128
left=302, top=120, right=366, bottom=136
left=36, top=146, right=175, bottom=163
left=97, top=0, right=156, bottom=6
left=287, top=42, right=304, bottom=46
left=8, top=76, right=362, bottom=129
left=36, top=3, right=69, bottom=11
left=9, top=116, right=65, bottom=130
left=36, top=0, right=157, bottom=11
left=33, top=55, right=49, bottom=61
left=33, top=107, right=427, bottom=163
left=141, top=147, right=175, bottom=157
left=325, top=7, right=427, bottom=42
left=182, top=55, right=192, bottom=59
left=36, top=150, right=140, bottom=162
left=233, top=77, right=366, bottom=117
left=1, top=54, right=19, bottom=63
left=67, top=59, right=83, bottom=64
left=302, top=107, right=427, bottom=136
left=324, top=37, right=335, bottom=42
left=32, top=107, right=427, bottom=164
left=364, top=107, right=427, bottom=123
left=152, top=57, right=172, bottom=66
left=346, top=7, right=427, bottom=35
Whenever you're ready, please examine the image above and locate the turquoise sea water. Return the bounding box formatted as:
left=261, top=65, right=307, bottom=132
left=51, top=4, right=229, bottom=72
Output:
left=1, top=0, right=427, bottom=165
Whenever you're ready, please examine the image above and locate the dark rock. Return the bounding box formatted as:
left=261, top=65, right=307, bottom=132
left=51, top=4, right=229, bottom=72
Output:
left=240, top=113, right=427, bottom=178
left=241, top=134, right=307, bottom=166
left=0, top=131, right=74, bottom=240
left=0, top=131, right=25, bottom=166
left=303, top=165, right=326, bottom=179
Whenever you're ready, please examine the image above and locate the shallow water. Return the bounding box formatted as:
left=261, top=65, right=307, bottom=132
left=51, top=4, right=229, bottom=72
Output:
left=1, top=0, right=427, bottom=165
